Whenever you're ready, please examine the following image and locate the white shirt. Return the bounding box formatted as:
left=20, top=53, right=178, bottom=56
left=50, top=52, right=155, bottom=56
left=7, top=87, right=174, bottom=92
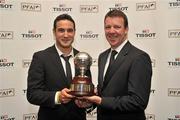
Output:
left=54, top=44, right=75, bottom=104
left=103, top=39, right=128, bottom=79
left=55, top=44, right=75, bottom=78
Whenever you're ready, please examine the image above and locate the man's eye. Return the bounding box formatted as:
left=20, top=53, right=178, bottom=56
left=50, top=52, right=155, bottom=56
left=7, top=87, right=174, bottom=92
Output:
left=57, top=28, right=74, bottom=33
left=105, top=26, right=111, bottom=29
left=67, top=29, right=74, bottom=32
left=58, top=28, right=65, bottom=32
left=114, top=26, right=121, bottom=29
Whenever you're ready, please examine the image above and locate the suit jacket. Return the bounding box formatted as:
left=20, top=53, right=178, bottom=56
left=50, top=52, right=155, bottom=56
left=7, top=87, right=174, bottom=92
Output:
left=97, top=41, right=152, bottom=120
left=27, top=45, right=90, bottom=120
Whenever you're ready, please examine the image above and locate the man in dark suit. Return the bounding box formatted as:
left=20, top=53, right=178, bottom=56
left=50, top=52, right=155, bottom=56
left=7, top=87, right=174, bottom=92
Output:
left=82, top=10, right=152, bottom=120
left=27, top=14, right=90, bottom=120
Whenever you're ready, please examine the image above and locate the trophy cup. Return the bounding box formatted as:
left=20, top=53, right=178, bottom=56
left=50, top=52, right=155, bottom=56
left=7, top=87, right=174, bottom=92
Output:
left=69, top=52, right=94, bottom=96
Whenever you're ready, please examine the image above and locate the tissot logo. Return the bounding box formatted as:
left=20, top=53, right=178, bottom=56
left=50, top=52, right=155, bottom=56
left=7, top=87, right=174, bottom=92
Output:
left=175, top=115, right=180, bottom=118
left=0, top=58, right=14, bottom=68
left=0, top=0, right=13, bottom=9
left=80, top=5, right=98, bottom=13
left=136, top=29, right=156, bottom=39
left=22, top=59, right=31, bottom=68
left=21, top=30, right=43, bottom=39
left=0, top=31, right=13, bottom=39
left=21, top=2, right=41, bottom=12
left=146, top=114, right=155, bottom=120
left=23, top=113, right=37, bottom=120
left=0, top=114, right=15, bottom=120
left=168, top=29, right=180, bottom=38
left=0, top=0, right=5, bottom=3
left=151, top=59, right=155, bottom=67
left=169, top=0, right=180, bottom=8
left=87, top=110, right=97, bottom=117
left=168, top=58, right=180, bottom=67
left=168, top=114, right=180, bottom=120
left=109, top=3, right=128, bottom=11
left=22, top=89, right=27, bottom=95
left=0, top=88, right=15, bottom=98
left=52, top=4, right=72, bottom=12
left=168, top=88, right=180, bottom=97
left=80, top=31, right=99, bottom=40
left=150, top=89, right=156, bottom=94
left=136, top=1, right=156, bottom=11
left=92, top=59, right=98, bottom=66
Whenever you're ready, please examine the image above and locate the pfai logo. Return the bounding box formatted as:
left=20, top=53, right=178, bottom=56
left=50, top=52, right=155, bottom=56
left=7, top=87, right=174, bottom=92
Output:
left=23, top=113, right=37, bottom=120
left=168, top=88, right=180, bottom=97
left=80, top=5, right=98, bottom=13
left=0, top=114, right=15, bottom=120
left=0, top=88, right=15, bottom=98
left=168, top=29, right=180, bottom=38
left=22, top=59, right=31, bottom=68
left=0, top=31, right=13, bottom=39
left=146, top=114, right=155, bottom=120
left=21, top=2, right=41, bottom=12
left=136, top=1, right=156, bottom=11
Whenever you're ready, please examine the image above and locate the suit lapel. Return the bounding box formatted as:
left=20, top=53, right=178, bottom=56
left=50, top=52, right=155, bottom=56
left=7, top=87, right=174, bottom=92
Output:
left=73, top=48, right=80, bottom=76
left=99, top=49, right=110, bottom=89
left=102, top=42, right=132, bottom=90
left=48, top=45, right=69, bottom=86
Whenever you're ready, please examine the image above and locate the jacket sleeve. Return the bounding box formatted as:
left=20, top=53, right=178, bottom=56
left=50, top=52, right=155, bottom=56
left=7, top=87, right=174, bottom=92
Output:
left=26, top=52, right=56, bottom=108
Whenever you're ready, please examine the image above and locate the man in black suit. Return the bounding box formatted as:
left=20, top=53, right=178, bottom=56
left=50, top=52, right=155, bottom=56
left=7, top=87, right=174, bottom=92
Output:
left=27, top=14, right=90, bottom=120
left=82, top=10, right=152, bottom=120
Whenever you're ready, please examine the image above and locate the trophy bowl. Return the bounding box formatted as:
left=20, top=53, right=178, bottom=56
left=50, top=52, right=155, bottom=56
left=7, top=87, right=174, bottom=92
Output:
left=69, top=52, right=94, bottom=96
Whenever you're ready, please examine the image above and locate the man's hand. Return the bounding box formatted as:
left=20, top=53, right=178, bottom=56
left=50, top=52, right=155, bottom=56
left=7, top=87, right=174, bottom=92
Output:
left=59, top=88, right=74, bottom=104
left=83, top=96, right=102, bottom=105
left=75, top=98, right=92, bottom=108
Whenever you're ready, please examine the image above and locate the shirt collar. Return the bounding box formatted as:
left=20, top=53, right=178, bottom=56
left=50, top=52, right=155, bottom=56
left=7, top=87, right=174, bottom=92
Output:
left=55, top=44, right=74, bottom=57
left=111, top=39, right=128, bottom=53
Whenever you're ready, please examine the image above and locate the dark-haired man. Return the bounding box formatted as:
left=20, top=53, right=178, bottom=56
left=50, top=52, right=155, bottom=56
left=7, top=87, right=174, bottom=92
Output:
left=27, top=14, right=90, bottom=120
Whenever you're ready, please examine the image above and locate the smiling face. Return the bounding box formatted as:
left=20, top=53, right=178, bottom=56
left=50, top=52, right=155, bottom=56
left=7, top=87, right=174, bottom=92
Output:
left=104, top=16, right=128, bottom=49
left=53, top=20, right=75, bottom=51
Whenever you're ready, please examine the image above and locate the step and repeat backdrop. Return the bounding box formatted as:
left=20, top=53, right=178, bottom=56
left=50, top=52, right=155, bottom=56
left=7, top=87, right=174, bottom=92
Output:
left=0, top=0, right=180, bottom=120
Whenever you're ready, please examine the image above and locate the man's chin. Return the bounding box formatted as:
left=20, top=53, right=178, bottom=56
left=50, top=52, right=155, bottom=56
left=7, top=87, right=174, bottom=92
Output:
left=62, top=45, right=72, bottom=49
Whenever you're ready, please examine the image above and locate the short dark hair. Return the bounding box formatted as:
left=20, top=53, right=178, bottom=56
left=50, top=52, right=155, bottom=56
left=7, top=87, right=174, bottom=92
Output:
left=104, top=9, right=128, bottom=28
left=53, top=14, right=76, bottom=30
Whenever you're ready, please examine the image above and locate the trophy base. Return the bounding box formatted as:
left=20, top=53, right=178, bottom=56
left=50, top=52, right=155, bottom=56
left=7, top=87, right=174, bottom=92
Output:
left=69, top=83, right=94, bottom=97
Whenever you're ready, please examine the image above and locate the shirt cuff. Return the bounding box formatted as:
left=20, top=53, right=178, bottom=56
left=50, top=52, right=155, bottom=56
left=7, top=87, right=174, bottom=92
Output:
left=55, top=91, right=61, bottom=104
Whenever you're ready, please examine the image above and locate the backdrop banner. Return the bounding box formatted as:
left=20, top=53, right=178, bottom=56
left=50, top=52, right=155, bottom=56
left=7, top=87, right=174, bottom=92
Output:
left=0, top=0, right=180, bottom=120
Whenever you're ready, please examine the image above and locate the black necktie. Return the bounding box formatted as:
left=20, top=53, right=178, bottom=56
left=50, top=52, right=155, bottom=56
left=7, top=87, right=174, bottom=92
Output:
left=108, top=50, right=117, bottom=68
left=104, top=50, right=118, bottom=86
left=61, top=55, right=72, bottom=83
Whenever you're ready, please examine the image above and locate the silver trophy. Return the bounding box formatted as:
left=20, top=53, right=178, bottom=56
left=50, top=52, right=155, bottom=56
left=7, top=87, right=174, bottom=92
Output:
left=69, top=52, right=94, bottom=96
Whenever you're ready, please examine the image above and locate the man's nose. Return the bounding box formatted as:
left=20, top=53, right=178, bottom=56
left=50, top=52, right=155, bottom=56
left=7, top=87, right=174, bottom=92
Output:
left=64, top=31, right=69, bottom=37
left=109, top=27, right=116, bottom=33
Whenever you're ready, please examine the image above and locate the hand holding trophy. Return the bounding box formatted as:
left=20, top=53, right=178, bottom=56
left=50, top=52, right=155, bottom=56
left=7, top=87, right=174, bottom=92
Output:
left=69, top=52, right=94, bottom=97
